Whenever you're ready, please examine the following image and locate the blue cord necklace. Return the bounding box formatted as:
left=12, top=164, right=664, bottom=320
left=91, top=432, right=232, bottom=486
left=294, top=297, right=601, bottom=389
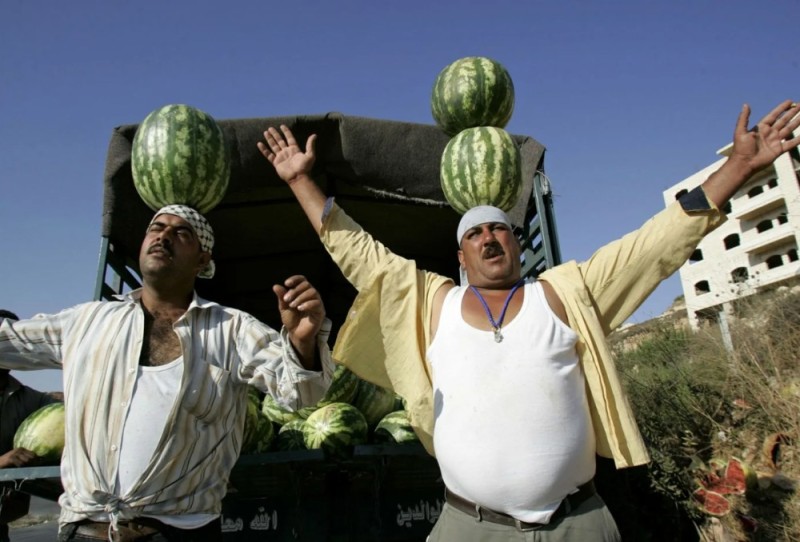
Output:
left=468, top=279, right=525, bottom=343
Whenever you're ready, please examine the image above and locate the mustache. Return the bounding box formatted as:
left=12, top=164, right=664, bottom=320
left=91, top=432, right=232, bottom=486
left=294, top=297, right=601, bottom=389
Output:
left=147, top=243, right=172, bottom=257
left=482, top=242, right=505, bottom=259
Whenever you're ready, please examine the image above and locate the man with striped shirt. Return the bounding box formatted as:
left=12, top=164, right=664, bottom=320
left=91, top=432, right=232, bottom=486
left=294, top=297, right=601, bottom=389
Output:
left=0, top=205, right=334, bottom=541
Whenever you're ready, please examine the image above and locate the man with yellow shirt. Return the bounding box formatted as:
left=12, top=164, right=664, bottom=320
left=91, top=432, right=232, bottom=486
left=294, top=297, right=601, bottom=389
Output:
left=259, top=100, right=800, bottom=540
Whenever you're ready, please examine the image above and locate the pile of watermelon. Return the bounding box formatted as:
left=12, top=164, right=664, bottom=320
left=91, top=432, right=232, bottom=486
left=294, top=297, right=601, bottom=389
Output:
left=241, top=365, right=418, bottom=459
left=432, top=57, right=522, bottom=215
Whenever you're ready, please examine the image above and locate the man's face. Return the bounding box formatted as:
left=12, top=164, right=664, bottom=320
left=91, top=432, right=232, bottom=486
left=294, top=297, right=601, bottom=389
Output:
left=458, top=221, right=522, bottom=288
left=139, top=214, right=210, bottom=283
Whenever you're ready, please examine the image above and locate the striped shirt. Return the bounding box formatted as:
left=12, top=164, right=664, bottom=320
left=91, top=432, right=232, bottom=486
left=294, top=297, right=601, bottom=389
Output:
left=0, top=290, right=334, bottom=526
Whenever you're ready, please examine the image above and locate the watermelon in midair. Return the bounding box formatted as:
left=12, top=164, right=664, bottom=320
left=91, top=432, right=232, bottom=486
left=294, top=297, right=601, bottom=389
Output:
left=440, top=126, right=522, bottom=214
left=13, top=402, right=66, bottom=464
left=131, top=104, right=230, bottom=214
left=431, top=56, right=515, bottom=136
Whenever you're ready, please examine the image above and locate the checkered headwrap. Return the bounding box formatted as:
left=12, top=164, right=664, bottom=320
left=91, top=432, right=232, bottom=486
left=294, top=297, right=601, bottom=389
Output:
left=150, top=204, right=216, bottom=279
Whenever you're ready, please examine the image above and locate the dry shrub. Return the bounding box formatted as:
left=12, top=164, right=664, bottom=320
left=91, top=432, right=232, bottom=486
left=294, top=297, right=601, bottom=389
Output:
left=612, top=289, right=800, bottom=541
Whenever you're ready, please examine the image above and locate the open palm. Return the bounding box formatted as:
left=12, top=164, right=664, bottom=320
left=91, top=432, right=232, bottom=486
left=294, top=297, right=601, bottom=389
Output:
left=258, top=125, right=317, bottom=184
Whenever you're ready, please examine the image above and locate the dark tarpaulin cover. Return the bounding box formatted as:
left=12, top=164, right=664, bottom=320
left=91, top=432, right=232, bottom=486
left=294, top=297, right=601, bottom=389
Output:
left=101, top=112, right=546, bottom=332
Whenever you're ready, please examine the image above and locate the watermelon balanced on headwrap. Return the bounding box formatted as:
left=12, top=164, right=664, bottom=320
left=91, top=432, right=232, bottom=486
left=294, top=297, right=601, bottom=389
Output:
left=440, top=126, right=522, bottom=214
left=131, top=104, right=231, bottom=213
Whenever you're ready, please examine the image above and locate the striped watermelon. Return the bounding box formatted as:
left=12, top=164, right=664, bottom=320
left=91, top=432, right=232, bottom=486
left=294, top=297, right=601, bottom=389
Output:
left=13, top=402, right=65, bottom=464
left=302, top=402, right=368, bottom=458
left=131, top=104, right=230, bottom=214
left=352, top=379, right=400, bottom=427
left=440, top=126, right=522, bottom=215
left=373, top=410, right=419, bottom=444
left=261, top=394, right=304, bottom=426
left=317, top=365, right=360, bottom=407
left=275, top=419, right=307, bottom=451
left=242, top=389, right=275, bottom=454
left=431, top=56, right=515, bottom=136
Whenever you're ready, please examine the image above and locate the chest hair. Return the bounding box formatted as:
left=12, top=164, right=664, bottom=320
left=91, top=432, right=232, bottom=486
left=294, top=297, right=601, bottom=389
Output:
left=140, top=310, right=183, bottom=366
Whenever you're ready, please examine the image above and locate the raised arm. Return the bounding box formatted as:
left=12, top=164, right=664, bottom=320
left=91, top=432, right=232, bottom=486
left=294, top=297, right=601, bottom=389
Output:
left=257, top=125, right=327, bottom=233
left=702, top=100, right=800, bottom=208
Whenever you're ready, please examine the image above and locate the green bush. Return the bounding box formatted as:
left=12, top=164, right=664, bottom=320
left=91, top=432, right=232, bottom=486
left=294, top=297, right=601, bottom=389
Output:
left=611, top=289, right=800, bottom=541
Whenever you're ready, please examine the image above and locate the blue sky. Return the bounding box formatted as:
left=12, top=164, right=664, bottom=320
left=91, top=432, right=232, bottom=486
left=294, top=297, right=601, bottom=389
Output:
left=2, top=1, right=798, bottom=391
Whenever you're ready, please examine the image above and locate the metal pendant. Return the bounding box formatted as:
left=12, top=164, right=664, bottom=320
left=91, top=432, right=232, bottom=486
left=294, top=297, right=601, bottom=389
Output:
left=493, top=328, right=503, bottom=343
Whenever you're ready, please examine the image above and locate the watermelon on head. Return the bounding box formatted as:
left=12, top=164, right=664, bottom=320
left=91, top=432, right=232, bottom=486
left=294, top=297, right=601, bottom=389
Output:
left=440, top=126, right=522, bottom=215
left=131, top=104, right=230, bottom=214
left=13, top=402, right=66, bottom=465
left=431, top=56, right=515, bottom=136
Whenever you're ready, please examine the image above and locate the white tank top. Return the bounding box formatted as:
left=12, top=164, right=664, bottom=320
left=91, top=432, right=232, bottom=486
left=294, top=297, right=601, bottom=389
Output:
left=112, top=357, right=215, bottom=529
left=428, top=281, right=595, bottom=524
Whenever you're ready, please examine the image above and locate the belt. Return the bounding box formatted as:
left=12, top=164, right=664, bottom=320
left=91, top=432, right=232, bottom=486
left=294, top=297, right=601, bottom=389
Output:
left=444, top=480, right=596, bottom=531
left=72, top=518, right=165, bottom=542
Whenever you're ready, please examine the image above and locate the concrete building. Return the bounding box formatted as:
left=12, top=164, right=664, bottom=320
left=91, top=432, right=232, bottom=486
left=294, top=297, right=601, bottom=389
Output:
left=664, top=136, right=800, bottom=330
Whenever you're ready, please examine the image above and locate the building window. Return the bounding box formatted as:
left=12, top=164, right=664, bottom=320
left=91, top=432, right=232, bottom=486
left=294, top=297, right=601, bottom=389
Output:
left=724, top=234, right=740, bottom=249
left=694, top=280, right=710, bottom=295
left=766, top=255, right=783, bottom=269
left=674, top=189, right=689, bottom=200
left=690, top=249, right=703, bottom=262
left=767, top=177, right=778, bottom=188
left=747, top=186, right=764, bottom=198
left=777, top=214, right=788, bottom=225
left=788, top=249, right=798, bottom=262
left=756, top=219, right=773, bottom=233
left=731, top=267, right=749, bottom=283
left=722, top=201, right=732, bottom=214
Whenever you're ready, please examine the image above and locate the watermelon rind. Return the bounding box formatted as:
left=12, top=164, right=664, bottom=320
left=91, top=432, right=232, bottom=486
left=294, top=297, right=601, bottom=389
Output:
left=262, top=394, right=303, bottom=426
left=13, top=402, right=66, bottom=464
left=242, top=390, right=275, bottom=454
left=131, top=104, right=230, bottom=214
left=373, top=410, right=419, bottom=444
left=275, top=419, right=307, bottom=451
left=440, top=126, right=522, bottom=215
left=317, top=365, right=360, bottom=407
left=692, top=487, right=731, bottom=516
left=431, top=56, right=515, bottom=136
left=302, top=402, right=368, bottom=458
left=352, top=379, right=399, bottom=427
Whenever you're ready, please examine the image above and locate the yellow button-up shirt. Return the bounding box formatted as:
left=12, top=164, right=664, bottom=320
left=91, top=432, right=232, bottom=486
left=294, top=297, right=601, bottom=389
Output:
left=322, top=199, right=723, bottom=468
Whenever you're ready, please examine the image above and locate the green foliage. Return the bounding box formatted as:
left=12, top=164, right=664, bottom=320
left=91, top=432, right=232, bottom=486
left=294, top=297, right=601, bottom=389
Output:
left=615, top=325, right=728, bottom=519
left=612, top=289, right=800, bottom=540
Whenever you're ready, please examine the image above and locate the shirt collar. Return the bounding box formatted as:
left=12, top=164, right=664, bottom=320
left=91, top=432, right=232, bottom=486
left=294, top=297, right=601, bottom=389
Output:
left=115, top=289, right=218, bottom=311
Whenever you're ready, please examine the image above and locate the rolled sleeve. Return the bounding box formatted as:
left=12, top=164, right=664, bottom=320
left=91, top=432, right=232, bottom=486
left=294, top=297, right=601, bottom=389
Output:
left=238, top=314, right=334, bottom=410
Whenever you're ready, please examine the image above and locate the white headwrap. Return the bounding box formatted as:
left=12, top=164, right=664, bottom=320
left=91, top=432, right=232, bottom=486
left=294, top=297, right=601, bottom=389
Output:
left=456, top=205, right=514, bottom=286
left=456, top=205, right=513, bottom=246
left=150, top=204, right=216, bottom=279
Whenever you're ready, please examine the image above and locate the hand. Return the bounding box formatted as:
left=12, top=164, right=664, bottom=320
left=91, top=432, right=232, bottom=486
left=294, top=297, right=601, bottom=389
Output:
left=273, top=275, right=325, bottom=365
left=0, top=447, right=37, bottom=469
left=258, top=125, right=317, bottom=185
left=730, top=100, right=800, bottom=173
